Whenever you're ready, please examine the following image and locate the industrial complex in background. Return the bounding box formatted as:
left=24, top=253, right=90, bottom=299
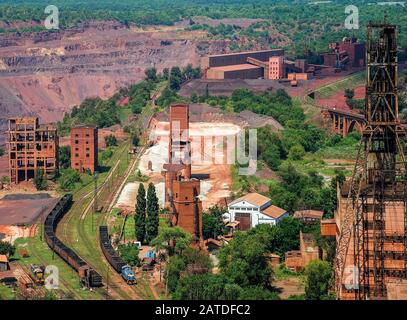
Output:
left=202, top=37, right=365, bottom=86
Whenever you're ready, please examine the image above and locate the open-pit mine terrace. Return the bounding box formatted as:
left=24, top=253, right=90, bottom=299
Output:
left=0, top=22, right=229, bottom=145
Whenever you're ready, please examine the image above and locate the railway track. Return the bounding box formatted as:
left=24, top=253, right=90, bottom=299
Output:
left=57, top=143, right=154, bottom=299
left=56, top=145, right=135, bottom=300
left=53, top=84, right=162, bottom=300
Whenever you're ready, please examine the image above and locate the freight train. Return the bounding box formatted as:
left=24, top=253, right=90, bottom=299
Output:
left=43, top=194, right=103, bottom=288
left=99, top=226, right=136, bottom=284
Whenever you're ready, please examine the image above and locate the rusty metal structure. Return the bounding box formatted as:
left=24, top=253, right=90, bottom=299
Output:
left=7, top=117, right=58, bottom=184
left=334, top=22, right=407, bottom=299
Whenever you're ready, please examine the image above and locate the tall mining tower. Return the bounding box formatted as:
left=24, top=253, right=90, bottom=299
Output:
left=334, top=22, right=407, bottom=300
left=163, top=104, right=203, bottom=246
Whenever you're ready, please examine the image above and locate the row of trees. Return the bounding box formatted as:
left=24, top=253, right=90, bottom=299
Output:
left=134, top=183, right=159, bottom=244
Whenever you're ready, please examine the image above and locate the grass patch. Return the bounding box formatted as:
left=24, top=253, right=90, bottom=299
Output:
left=0, top=284, right=15, bottom=300
left=274, top=264, right=302, bottom=280
left=315, top=71, right=365, bottom=98
left=119, top=107, right=132, bottom=124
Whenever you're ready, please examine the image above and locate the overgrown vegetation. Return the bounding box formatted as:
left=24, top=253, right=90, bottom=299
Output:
left=0, top=241, right=16, bottom=256
left=118, top=243, right=140, bottom=267
left=202, top=205, right=227, bottom=240
left=33, top=169, right=48, bottom=191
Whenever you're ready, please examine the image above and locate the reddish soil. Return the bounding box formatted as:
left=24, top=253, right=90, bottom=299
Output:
left=285, top=69, right=365, bottom=99
left=316, top=86, right=365, bottom=112
left=0, top=21, right=232, bottom=137
left=0, top=194, right=58, bottom=225
left=273, top=277, right=305, bottom=299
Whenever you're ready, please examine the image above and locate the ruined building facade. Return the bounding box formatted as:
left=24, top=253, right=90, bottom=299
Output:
left=70, top=125, right=98, bottom=174
left=7, top=117, right=58, bottom=184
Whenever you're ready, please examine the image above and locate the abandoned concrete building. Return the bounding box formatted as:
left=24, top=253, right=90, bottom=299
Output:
left=7, top=117, right=58, bottom=184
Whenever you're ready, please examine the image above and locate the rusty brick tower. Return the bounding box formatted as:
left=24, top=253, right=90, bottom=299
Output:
left=163, top=104, right=203, bottom=246
left=335, top=22, right=407, bottom=299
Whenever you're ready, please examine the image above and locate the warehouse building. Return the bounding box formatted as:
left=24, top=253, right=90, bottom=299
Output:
left=225, top=192, right=288, bottom=230
left=203, top=49, right=313, bottom=81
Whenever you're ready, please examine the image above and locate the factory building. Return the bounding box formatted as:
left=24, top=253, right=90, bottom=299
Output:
left=70, top=125, right=98, bottom=174
left=322, top=37, right=365, bottom=69
left=7, top=117, right=58, bottom=184
left=201, top=49, right=284, bottom=69
left=203, top=49, right=313, bottom=81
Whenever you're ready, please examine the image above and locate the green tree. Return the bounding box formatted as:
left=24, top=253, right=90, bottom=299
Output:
left=288, top=144, right=305, bottom=160
left=135, top=183, right=146, bottom=243
left=58, top=145, right=71, bottom=169
left=58, top=168, right=81, bottom=191
left=104, top=134, right=117, bottom=147
left=0, top=241, right=15, bottom=256
left=145, top=67, right=157, bottom=82
left=173, top=274, right=241, bottom=300
left=0, top=148, right=4, bottom=157
left=169, top=66, right=183, bottom=91
left=218, top=230, right=272, bottom=288
left=344, top=88, right=355, bottom=100
left=165, top=247, right=212, bottom=293
left=304, top=260, right=333, bottom=300
left=145, top=183, right=159, bottom=243
left=33, top=169, right=48, bottom=191
left=238, top=286, right=280, bottom=300
left=151, top=225, right=191, bottom=256
left=118, top=243, right=140, bottom=267
left=267, top=216, right=302, bottom=256
left=162, top=68, right=169, bottom=80
left=202, top=205, right=226, bottom=240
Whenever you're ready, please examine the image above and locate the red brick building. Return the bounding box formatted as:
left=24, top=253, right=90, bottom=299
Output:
left=171, top=178, right=203, bottom=242
left=70, top=125, right=98, bottom=174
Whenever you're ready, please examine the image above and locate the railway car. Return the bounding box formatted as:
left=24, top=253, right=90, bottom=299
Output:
left=43, top=194, right=102, bottom=288
left=99, top=226, right=136, bottom=284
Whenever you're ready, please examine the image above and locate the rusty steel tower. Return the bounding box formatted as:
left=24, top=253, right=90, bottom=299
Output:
left=335, top=21, right=407, bottom=299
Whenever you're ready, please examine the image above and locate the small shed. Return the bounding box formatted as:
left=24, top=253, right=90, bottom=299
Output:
left=0, top=254, right=10, bottom=272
